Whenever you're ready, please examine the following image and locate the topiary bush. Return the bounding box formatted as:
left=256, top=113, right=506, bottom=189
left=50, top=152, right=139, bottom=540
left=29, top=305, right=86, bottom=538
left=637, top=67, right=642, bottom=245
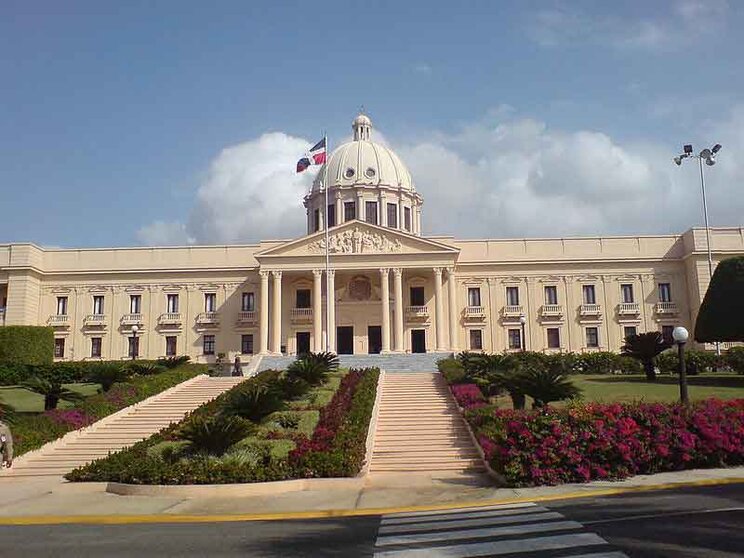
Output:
left=726, top=347, right=744, bottom=374
left=0, top=326, right=54, bottom=365
left=178, top=415, right=255, bottom=456
left=695, top=256, right=744, bottom=343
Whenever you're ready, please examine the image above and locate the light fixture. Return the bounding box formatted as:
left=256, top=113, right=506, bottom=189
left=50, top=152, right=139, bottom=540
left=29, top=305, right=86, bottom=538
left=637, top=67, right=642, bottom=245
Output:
left=712, top=143, right=722, bottom=154
left=672, top=326, right=689, bottom=344
left=673, top=156, right=682, bottom=166
left=131, top=325, right=139, bottom=334
left=684, top=144, right=693, bottom=154
left=519, top=314, right=526, bottom=325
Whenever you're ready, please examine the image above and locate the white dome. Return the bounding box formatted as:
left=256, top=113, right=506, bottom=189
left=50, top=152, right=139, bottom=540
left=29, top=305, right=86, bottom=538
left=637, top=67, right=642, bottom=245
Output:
left=312, top=114, right=415, bottom=192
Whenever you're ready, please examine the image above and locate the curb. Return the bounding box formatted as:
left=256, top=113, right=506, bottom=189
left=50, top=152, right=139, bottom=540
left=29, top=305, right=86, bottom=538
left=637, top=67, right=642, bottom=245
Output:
left=1, top=475, right=742, bottom=525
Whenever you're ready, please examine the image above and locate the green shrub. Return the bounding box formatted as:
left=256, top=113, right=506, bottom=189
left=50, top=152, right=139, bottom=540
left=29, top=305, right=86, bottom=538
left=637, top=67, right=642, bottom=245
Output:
left=156, top=356, right=191, bottom=369
left=726, top=347, right=744, bottom=374
left=695, top=256, right=744, bottom=343
left=572, top=352, right=621, bottom=375
left=0, top=326, right=54, bottom=365
left=518, top=367, right=582, bottom=408
left=437, top=358, right=466, bottom=383
left=178, top=415, right=255, bottom=456
left=89, top=363, right=131, bottom=392
left=287, top=358, right=329, bottom=386
left=21, top=377, right=85, bottom=410
left=299, top=352, right=340, bottom=372
left=275, top=412, right=301, bottom=430
left=126, top=362, right=167, bottom=376
left=223, top=380, right=285, bottom=422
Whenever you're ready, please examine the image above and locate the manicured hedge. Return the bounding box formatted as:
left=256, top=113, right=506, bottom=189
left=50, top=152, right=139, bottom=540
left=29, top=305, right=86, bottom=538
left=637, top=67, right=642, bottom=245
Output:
left=0, top=359, right=167, bottom=386
left=695, top=256, right=744, bottom=343
left=0, top=326, right=54, bottom=365
left=10, top=365, right=205, bottom=456
left=66, top=367, right=380, bottom=484
left=464, top=398, right=744, bottom=487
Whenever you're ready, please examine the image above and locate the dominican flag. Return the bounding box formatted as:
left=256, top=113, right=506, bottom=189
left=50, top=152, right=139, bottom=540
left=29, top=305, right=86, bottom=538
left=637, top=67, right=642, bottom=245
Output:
left=296, top=137, right=327, bottom=173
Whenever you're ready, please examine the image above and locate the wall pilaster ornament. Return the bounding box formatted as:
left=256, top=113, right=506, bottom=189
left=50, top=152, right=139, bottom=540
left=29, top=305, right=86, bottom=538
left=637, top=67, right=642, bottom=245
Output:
left=308, top=226, right=403, bottom=254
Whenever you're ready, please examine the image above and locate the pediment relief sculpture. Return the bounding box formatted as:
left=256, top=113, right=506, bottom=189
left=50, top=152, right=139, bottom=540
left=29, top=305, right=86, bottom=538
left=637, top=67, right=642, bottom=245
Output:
left=308, top=227, right=403, bottom=254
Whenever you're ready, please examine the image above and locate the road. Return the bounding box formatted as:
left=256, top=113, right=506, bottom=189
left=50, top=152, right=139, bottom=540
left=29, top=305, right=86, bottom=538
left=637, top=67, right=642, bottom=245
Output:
left=0, top=483, right=742, bottom=557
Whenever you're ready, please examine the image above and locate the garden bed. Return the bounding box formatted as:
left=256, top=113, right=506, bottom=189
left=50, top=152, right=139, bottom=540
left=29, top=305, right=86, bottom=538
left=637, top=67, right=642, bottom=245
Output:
left=65, top=363, right=380, bottom=484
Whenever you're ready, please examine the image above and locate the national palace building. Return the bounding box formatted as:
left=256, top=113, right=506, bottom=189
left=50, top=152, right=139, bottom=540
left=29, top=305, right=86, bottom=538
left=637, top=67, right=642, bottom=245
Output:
left=1, top=114, right=743, bottom=363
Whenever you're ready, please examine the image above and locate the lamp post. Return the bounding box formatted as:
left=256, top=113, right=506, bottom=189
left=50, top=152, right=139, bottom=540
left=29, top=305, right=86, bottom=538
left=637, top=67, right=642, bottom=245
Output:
left=673, top=326, right=690, bottom=406
left=519, top=314, right=527, bottom=352
left=674, top=143, right=722, bottom=358
left=131, top=325, right=139, bottom=361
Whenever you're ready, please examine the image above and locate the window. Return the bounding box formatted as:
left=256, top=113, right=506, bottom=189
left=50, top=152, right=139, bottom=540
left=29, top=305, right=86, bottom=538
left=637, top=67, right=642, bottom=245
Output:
left=410, top=286, right=425, bottom=307
left=582, top=285, right=596, bottom=305
left=404, top=207, right=412, bottom=231
left=658, top=283, right=672, bottom=302
left=128, top=336, right=140, bottom=358
left=313, top=208, right=320, bottom=232
left=506, top=286, right=520, bottom=306
left=586, top=327, right=599, bottom=348
left=92, top=295, right=104, bottom=315
left=204, top=293, right=216, bottom=312
left=165, top=336, right=177, bottom=357
left=241, top=292, right=255, bottom=312
left=661, top=325, right=674, bottom=345
left=327, top=204, right=336, bottom=227
left=344, top=201, right=356, bottom=221
left=544, top=285, right=558, bottom=305
left=241, top=334, right=254, bottom=355
left=56, top=296, right=68, bottom=316
left=467, top=287, right=481, bottom=307
left=624, top=326, right=637, bottom=340
left=469, top=330, right=483, bottom=350
left=91, top=337, right=102, bottom=358
left=621, top=284, right=634, bottom=303
left=296, top=289, right=311, bottom=309
left=166, top=294, right=179, bottom=313
left=387, top=203, right=398, bottom=228
left=203, top=334, right=215, bottom=355
left=129, top=294, right=141, bottom=314
left=508, top=329, right=522, bottom=350
left=54, top=338, right=65, bottom=358
left=547, top=328, right=560, bottom=348
left=365, top=201, right=378, bottom=225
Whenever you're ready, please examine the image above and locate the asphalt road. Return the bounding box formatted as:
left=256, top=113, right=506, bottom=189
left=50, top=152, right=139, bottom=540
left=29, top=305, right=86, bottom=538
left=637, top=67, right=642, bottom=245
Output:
left=0, top=483, right=742, bottom=557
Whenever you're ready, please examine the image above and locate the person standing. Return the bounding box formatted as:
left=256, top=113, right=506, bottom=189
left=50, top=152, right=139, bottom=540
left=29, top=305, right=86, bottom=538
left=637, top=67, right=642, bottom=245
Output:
left=0, top=420, right=12, bottom=468
left=232, top=356, right=243, bottom=377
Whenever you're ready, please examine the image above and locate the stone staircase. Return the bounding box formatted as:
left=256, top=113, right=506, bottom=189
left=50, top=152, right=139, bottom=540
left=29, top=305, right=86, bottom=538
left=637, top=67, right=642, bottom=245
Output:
left=257, top=352, right=452, bottom=373
left=368, top=372, right=484, bottom=475
left=3, top=375, right=245, bottom=478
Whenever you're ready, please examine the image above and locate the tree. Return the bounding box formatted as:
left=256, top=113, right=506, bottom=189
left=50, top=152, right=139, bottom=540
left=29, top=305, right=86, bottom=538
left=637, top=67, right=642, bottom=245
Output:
left=695, top=256, right=744, bottom=343
left=621, top=332, right=670, bottom=382
left=21, top=377, right=85, bottom=411
left=519, top=367, right=582, bottom=408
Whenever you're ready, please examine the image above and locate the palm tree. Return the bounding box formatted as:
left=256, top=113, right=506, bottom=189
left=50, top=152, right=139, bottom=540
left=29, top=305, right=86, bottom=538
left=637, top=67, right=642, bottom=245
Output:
left=621, top=332, right=670, bottom=382
left=519, top=367, right=582, bottom=408
left=21, top=377, right=85, bottom=411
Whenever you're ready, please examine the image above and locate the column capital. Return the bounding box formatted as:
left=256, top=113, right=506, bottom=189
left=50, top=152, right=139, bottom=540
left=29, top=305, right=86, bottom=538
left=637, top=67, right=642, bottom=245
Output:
left=312, top=269, right=324, bottom=278
left=327, top=269, right=336, bottom=279
left=392, top=268, right=402, bottom=278
left=433, top=267, right=443, bottom=277
left=379, top=267, right=390, bottom=277
left=272, top=270, right=283, bottom=280
left=259, top=270, right=271, bottom=279
left=446, top=267, right=455, bottom=276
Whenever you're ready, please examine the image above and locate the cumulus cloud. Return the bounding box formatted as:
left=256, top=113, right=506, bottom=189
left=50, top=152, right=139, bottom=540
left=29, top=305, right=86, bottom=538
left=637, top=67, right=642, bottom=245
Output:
left=137, top=106, right=744, bottom=245
left=526, top=1, right=729, bottom=50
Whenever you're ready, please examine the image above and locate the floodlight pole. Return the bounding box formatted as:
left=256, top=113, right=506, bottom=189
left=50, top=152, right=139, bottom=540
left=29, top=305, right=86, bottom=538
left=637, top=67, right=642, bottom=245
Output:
left=323, top=133, right=331, bottom=353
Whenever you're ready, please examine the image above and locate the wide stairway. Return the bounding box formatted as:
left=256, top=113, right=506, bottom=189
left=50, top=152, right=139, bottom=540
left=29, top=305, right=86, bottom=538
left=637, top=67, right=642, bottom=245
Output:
left=369, top=372, right=484, bottom=475
left=4, top=375, right=245, bottom=478
left=257, top=352, right=452, bottom=373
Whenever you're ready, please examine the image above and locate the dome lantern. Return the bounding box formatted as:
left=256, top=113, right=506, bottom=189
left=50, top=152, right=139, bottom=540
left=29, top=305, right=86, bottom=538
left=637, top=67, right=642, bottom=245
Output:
left=352, top=113, right=372, bottom=141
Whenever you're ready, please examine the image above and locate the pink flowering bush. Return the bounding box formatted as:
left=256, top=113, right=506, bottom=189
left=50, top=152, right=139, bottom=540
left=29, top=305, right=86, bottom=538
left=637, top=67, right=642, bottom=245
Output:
left=451, top=383, right=487, bottom=410
left=465, top=399, right=744, bottom=487
left=44, top=408, right=95, bottom=430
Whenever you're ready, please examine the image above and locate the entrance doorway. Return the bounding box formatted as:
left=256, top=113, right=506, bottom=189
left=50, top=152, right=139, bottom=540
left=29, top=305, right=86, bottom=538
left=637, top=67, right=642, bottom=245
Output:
left=368, top=326, right=382, bottom=354
left=411, top=329, right=426, bottom=353
left=337, top=326, right=354, bottom=355
left=296, top=332, right=311, bottom=356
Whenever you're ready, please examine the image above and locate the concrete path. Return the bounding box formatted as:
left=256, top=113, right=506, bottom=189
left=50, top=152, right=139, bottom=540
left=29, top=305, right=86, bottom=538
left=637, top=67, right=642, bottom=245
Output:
left=2, top=375, right=245, bottom=478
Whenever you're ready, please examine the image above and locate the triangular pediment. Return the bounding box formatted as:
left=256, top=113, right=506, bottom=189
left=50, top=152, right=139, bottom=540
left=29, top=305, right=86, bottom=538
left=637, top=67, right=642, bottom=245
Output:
left=256, top=220, right=459, bottom=259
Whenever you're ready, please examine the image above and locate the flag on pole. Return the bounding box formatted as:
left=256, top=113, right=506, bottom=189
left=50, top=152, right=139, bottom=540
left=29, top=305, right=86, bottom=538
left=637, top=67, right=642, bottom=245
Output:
left=296, top=137, right=327, bottom=173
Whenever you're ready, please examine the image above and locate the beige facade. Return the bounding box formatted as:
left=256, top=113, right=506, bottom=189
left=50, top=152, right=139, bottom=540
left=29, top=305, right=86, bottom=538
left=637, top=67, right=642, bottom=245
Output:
left=1, top=115, right=743, bottom=362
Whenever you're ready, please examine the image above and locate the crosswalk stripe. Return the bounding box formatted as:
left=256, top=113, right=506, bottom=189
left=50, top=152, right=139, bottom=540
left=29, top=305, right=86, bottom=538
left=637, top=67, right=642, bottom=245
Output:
left=376, top=519, right=584, bottom=546
left=558, top=553, right=628, bottom=558
left=383, top=502, right=537, bottom=519
left=373, top=532, right=609, bottom=557
left=378, top=512, right=564, bottom=534
left=381, top=506, right=549, bottom=525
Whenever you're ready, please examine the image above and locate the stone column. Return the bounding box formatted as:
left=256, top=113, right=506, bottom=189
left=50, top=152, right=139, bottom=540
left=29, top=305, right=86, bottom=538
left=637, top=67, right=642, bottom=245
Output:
left=398, top=194, right=404, bottom=231
left=335, top=195, right=343, bottom=226
left=312, top=269, right=323, bottom=352
left=259, top=271, right=270, bottom=354
left=393, top=268, right=404, bottom=352
left=271, top=271, right=282, bottom=354
left=446, top=267, right=458, bottom=351
left=380, top=268, right=391, bottom=353
left=433, top=267, right=445, bottom=351
left=357, top=191, right=365, bottom=222
left=327, top=270, right=336, bottom=352
left=379, top=191, right=386, bottom=227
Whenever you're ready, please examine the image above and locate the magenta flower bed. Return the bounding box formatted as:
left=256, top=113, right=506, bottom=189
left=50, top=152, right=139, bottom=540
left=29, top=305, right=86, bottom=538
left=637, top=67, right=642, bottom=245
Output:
left=450, top=383, right=487, bottom=410
left=44, top=408, right=95, bottom=430
left=466, top=399, right=744, bottom=487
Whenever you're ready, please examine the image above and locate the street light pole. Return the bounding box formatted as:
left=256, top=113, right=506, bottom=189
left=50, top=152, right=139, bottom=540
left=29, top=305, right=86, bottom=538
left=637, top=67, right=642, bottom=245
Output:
left=673, top=326, right=690, bottom=406
left=519, top=314, right=527, bottom=352
left=131, top=325, right=139, bottom=361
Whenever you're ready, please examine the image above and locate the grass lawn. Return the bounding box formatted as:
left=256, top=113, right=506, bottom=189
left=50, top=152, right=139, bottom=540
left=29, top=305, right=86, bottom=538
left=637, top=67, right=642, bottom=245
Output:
left=487, top=373, right=744, bottom=408
left=0, top=383, right=101, bottom=413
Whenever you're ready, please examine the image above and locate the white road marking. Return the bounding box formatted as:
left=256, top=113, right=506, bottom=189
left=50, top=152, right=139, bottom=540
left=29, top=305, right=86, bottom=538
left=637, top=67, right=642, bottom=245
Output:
left=381, top=506, right=549, bottom=525
left=383, top=502, right=537, bottom=519
left=377, top=511, right=564, bottom=534
left=376, top=519, right=583, bottom=546
left=373, top=532, right=609, bottom=557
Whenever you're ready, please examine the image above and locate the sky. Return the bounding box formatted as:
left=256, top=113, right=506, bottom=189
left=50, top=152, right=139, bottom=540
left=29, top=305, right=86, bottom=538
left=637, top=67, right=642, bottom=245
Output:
left=1, top=0, right=743, bottom=247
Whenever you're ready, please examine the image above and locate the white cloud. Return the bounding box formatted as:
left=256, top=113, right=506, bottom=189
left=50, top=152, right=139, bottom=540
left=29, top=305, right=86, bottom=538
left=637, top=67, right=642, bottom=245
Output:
left=525, top=1, right=728, bottom=51
left=412, top=63, right=433, bottom=76
left=138, top=106, right=744, bottom=245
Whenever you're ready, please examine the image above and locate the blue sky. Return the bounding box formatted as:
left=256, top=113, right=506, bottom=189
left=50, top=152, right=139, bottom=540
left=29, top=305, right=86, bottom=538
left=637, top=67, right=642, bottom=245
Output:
left=1, top=0, right=743, bottom=247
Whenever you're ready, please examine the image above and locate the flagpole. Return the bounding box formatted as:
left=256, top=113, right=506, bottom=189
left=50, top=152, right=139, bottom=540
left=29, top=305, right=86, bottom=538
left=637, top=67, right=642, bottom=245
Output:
left=323, top=132, right=331, bottom=353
